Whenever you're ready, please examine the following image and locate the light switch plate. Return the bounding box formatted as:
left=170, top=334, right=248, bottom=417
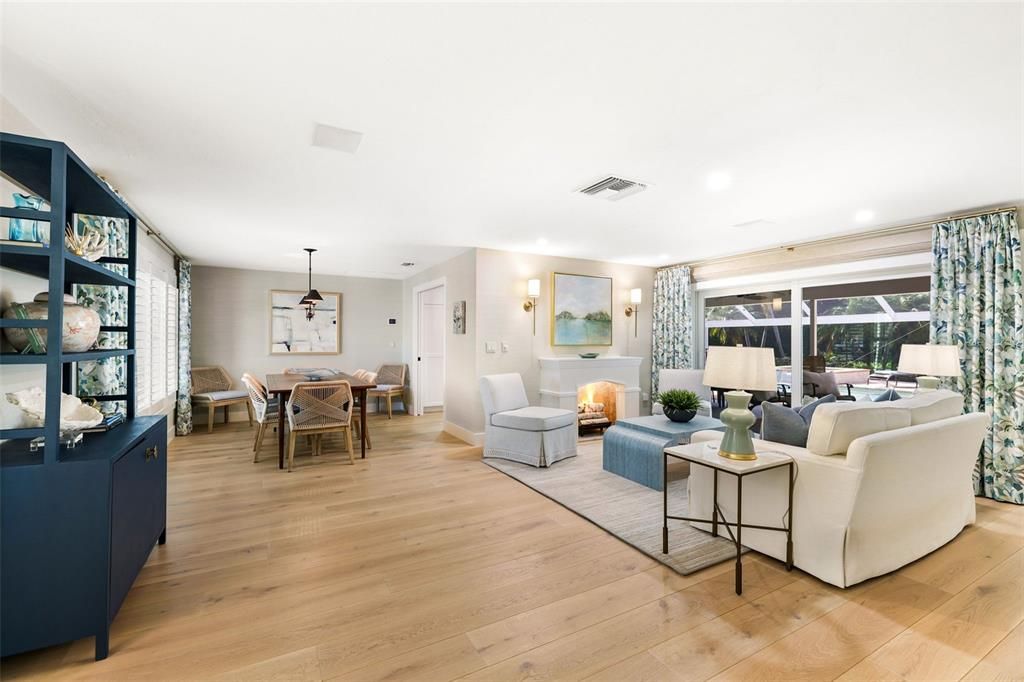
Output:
left=500, top=342, right=510, bottom=353
left=485, top=341, right=497, bottom=354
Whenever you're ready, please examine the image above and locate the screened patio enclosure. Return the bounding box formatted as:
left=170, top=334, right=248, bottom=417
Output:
left=704, top=277, right=931, bottom=398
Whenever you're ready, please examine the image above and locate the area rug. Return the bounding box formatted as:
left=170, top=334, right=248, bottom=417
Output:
left=483, top=443, right=743, bottom=575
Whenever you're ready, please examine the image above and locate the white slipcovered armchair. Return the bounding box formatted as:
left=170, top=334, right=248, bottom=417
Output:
left=479, top=373, right=577, bottom=467
left=653, top=369, right=713, bottom=417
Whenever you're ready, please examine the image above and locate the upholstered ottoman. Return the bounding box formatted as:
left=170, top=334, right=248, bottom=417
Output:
left=602, top=415, right=724, bottom=490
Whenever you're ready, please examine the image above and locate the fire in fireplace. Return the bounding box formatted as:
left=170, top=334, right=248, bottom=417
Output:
left=577, top=381, right=621, bottom=436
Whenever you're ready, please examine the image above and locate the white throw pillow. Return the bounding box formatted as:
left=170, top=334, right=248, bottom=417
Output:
left=806, top=402, right=911, bottom=456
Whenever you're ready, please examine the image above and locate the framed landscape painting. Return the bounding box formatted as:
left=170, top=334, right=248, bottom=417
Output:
left=551, top=273, right=613, bottom=346
left=269, top=290, right=341, bottom=354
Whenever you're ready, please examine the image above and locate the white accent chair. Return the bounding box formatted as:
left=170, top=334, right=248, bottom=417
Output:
left=653, top=369, right=713, bottom=417
left=687, top=390, right=988, bottom=587
left=479, top=373, right=577, bottom=467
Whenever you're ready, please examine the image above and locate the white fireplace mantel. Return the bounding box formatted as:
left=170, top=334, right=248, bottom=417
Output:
left=537, top=356, right=643, bottom=418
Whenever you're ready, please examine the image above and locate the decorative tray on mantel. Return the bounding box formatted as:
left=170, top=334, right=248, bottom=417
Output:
left=578, top=352, right=600, bottom=359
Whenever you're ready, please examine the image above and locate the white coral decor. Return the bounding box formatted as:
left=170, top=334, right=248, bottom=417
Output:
left=5, top=388, right=104, bottom=430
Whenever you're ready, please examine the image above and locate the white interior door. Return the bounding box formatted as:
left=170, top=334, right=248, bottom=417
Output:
left=417, top=285, right=446, bottom=411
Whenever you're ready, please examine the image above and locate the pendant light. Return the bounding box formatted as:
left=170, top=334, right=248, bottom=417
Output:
left=300, top=248, right=323, bottom=321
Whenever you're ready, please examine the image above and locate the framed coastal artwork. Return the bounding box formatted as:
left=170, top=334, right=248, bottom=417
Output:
left=551, top=273, right=613, bottom=346
left=269, top=290, right=341, bottom=354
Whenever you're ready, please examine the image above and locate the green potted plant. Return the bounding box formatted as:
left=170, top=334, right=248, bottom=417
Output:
left=656, top=388, right=702, bottom=423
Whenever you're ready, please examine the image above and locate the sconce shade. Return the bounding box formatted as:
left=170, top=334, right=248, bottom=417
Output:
left=897, top=344, right=960, bottom=376
left=630, top=288, right=642, bottom=305
left=703, top=347, right=777, bottom=391
left=527, top=279, right=541, bottom=298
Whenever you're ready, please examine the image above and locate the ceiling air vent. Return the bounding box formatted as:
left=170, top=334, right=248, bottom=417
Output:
left=576, top=176, right=647, bottom=201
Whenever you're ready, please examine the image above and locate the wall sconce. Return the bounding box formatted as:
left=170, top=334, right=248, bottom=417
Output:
left=624, top=288, right=642, bottom=337
left=524, top=278, right=541, bottom=335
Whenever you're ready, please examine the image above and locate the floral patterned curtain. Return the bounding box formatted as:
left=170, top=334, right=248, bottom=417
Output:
left=930, top=209, right=1023, bottom=504
left=651, top=264, right=694, bottom=396
left=176, top=259, right=193, bottom=435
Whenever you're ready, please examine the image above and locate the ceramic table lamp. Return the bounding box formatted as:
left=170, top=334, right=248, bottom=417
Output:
left=897, top=343, right=960, bottom=390
left=703, top=346, right=778, bottom=460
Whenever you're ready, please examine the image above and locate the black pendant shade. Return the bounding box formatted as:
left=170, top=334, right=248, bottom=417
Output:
left=301, top=248, right=321, bottom=318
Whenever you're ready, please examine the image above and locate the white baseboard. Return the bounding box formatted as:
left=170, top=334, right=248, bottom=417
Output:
left=443, top=420, right=484, bottom=446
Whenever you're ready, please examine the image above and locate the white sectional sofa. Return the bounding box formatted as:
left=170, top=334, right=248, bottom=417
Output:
left=688, top=390, right=988, bottom=588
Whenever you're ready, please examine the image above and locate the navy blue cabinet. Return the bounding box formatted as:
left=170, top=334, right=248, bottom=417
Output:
left=1, top=417, right=168, bottom=660
left=1, top=133, right=166, bottom=661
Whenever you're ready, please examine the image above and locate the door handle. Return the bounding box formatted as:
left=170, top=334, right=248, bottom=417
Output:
left=145, top=446, right=159, bottom=461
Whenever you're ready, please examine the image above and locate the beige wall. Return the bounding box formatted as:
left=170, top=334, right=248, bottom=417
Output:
left=402, top=249, right=479, bottom=439
left=191, top=265, right=403, bottom=420
left=397, top=247, right=656, bottom=441
left=474, top=248, right=655, bottom=433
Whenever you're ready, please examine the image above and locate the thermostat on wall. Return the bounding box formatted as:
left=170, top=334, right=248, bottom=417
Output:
left=387, top=318, right=397, bottom=325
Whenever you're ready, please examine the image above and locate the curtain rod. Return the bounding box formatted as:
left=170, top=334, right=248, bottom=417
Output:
left=142, top=224, right=184, bottom=260
left=675, top=204, right=1018, bottom=270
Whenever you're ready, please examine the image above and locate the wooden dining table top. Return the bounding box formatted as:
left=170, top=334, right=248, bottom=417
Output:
left=265, top=372, right=377, bottom=394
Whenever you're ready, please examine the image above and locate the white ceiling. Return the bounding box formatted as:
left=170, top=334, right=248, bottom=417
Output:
left=2, top=2, right=1021, bottom=279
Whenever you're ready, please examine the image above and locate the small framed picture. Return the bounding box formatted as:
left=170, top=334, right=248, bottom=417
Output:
left=452, top=300, right=466, bottom=334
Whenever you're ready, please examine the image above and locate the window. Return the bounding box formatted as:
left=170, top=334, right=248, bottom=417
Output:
left=704, top=289, right=793, bottom=364
left=702, top=276, right=931, bottom=401
left=136, top=268, right=178, bottom=413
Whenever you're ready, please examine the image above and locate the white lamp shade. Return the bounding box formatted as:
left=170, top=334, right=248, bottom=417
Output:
left=527, top=279, right=541, bottom=298
left=629, top=288, right=642, bottom=305
left=702, top=346, right=777, bottom=391
left=897, top=344, right=960, bottom=377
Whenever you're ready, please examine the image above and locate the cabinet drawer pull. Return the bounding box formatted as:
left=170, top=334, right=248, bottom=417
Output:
left=145, top=446, right=159, bottom=461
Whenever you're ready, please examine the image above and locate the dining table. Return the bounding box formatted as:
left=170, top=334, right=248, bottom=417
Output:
left=266, top=372, right=377, bottom=470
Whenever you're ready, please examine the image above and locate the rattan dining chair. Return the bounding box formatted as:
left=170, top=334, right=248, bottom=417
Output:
left=367, top=364, right=407, bottom=419
left=241, top=373, right=277, bottom=463
left=285, top=380, right=356, bottom=471
left=191, top=366, right=252, bottom=433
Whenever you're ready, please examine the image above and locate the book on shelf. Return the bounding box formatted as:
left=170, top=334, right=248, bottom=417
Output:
left=0, top=239, right=45, bottom=248
left=80, top=413, right=126, bottom=434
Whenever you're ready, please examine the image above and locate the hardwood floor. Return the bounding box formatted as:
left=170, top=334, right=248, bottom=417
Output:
left=3, top=413, right=1022, bottom=681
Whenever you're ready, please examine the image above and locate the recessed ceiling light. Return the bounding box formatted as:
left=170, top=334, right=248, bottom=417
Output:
left=400, top=262, right=415, bottom=267
left=536, top=238, right=549, bottom=246
left=657, top=253, right=670, bottom=260
left=706, top=172, right=732, bottom=191
left=855, top=209, right=875, bottom=223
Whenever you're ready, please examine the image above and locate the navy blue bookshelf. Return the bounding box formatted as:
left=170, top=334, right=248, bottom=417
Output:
left=1, top=132, right=166, bottom=661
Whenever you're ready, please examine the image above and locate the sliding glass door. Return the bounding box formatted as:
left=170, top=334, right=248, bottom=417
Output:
left=698, top=274, right=931, bottom=406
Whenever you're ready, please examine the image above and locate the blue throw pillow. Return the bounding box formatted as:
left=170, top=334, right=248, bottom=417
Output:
left=872, top=388, right=902, bottom=402
left=761, top=394, right=836, bottom=447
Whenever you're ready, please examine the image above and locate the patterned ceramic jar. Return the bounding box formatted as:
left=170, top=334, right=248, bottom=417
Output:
left=2, top=292, right=101, bottom=353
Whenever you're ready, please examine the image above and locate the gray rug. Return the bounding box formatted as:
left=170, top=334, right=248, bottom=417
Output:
left=483, top=443, right=743, bottom=575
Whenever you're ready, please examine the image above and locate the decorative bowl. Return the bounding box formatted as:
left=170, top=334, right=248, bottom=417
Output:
left=664, top=407, right=697, bottom=423
left=578, top=352, right=599, bottom=359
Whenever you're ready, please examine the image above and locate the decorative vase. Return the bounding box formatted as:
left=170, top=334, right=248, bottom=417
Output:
left=664, top=407, right=697, bottom=423
left=2, top=292, right=101, bottom=353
